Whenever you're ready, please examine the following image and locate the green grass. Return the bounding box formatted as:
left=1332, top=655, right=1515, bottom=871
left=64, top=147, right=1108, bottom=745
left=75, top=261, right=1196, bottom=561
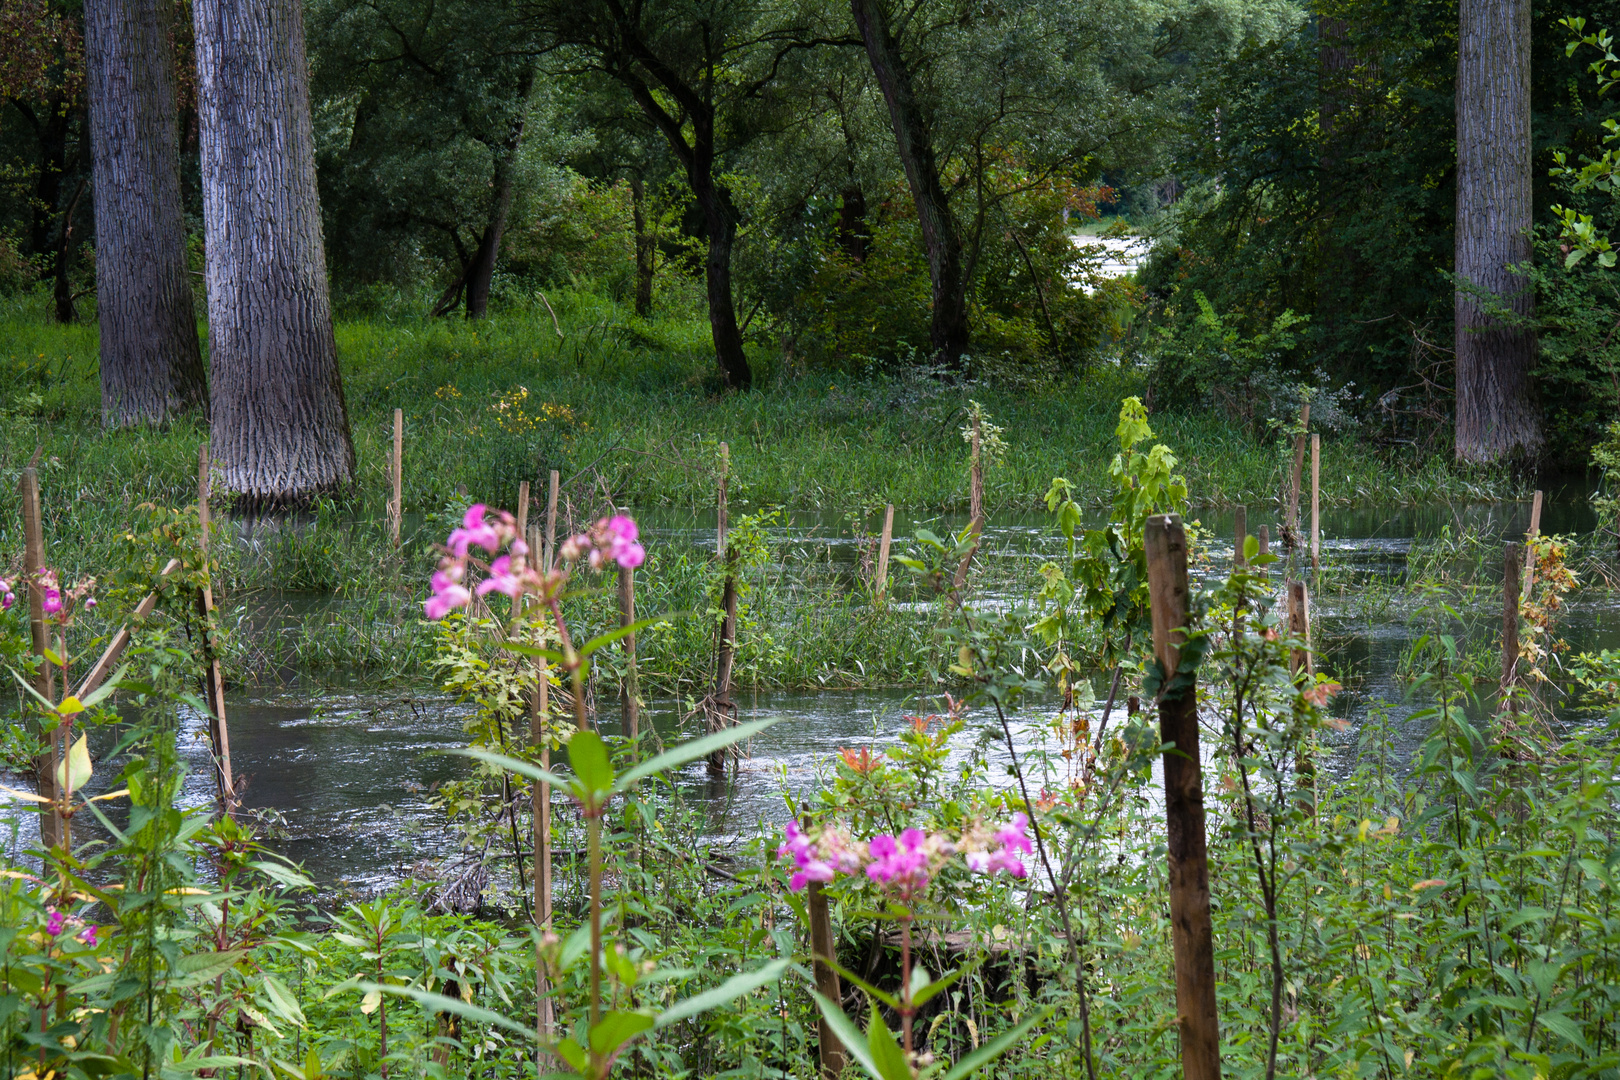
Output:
left=0, top=287, right=1517, bottom=687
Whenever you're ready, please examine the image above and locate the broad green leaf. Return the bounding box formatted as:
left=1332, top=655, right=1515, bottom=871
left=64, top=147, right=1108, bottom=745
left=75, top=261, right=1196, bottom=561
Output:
left=810, top=991, right=884, bottom=1080
left=654, top=958, right=794, bottom=1029
left=358, top=983, right=536, bottom=1042
left=55, top=733, right=91, bottom=792
left=867, top=1006, right=912, bottom=1080
left=262, top=975, right=307, bottom=1029
left=568, top=730, right=615, bottom=796
left=589, top=1009, right=655, bottom=1055
left=911, top=965, right=967, bottom=1008
left=619, top=717, right=780, bottom=791
left=554, top=1037, right=588, bottom=1071
left=56, top=694, right=85, bottom=716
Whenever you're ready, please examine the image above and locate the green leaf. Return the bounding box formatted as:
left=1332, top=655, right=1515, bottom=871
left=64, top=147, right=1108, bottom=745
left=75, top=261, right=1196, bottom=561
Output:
left=78, top=666, right=126, bottom=710
left=262, top=975, right=307, bottom=1029
left=554, top=1037, right=588, bottom=1072
left=910, top=965, right=967, bottom=1008
left=589, top=1009, right=655, bottom=1056
left=654, top=958, right=794, bottom=1029
left=249, top=859, right=315, bottom=892
left=819, top=956, right=900, bottom=1010
left=497, top=642, right=570, bottom=664
left=358, top=983, right=536, bottom=1042
left=618, top=717, right=780, bottom=791
left=1535, top=1009, right=1590, bottom=1052
left=448, top=748, right=572, bottom=791
left=867, top=1007, right=912, bottom=1080
left=943, top=1006, right=1053, bottom=1080
left=568, top=730, right=615, bottom=796
left=810, top=991, right=884, bottom=1080
left=577, top=615, right=675, bottom=658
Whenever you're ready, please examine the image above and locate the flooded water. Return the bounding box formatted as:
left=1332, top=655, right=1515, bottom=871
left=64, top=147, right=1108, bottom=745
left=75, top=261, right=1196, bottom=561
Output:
left=5, top=493, right=1616, bottom=893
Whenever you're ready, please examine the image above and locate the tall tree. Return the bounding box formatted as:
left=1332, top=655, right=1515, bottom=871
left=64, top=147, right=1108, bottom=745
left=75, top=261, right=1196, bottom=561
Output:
left=194, top=0, right=355, bottom=501
left=1455, top=0, right=1541, bottom=461
left=85, top=0, right=206, bottom=426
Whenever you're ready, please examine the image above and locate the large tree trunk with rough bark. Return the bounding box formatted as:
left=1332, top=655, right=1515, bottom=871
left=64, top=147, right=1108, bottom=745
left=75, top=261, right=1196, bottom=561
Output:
left=631, top=176, right=654, bottom=316
left=86, top=0, right=206, bottom=426
left=194, top=0, right=355, bottom=501
left=848, top=0, right=969, bottom=368
left=1455, top=0, right=1540, bottom=463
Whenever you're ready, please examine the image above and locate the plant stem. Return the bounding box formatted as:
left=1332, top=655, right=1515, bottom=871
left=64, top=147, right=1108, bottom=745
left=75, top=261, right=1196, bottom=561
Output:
left=900, top=914, right=914, bottom=1057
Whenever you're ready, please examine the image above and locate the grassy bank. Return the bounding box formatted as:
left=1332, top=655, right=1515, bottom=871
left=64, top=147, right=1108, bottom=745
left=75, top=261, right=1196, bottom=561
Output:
left=2, top=291, right=1518, bottom=688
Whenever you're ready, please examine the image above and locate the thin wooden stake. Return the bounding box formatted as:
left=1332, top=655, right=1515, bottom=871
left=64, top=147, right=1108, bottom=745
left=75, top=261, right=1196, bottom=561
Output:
left=1233, top=506, right=1248, bottom=571
left=77, top=558, right=182, bottom=700
left=952, top=413, right=984, bottom=595
left=532, top=626, right=555, bottom=1049
left=1144, top=514, right=1221, bottom=1080
left=390, top=408, right=403, bottom=546
left=517, top=480, right=530, bottom=540
left=1310, top=432, right=1321, bottom=571
left=21, top=467, right=62, bottom=849
left=1288, top=581, right=1315, bottom=811
left=1502, top=543, right=1522, bottom=706
left=1286, top=403, right=1310, bottom=548
left=808, top=878, right=848, bottom=1079
left=543, top=470, right=560, bottom=572
left=1521, top=489, right=1542, bottom=599
left=620, top=564, right=638, bottom=741
left=197, top=447, right=236, bottom=816
left=874, top=503, right=895, bottom=604
left=711, top=444, right=737, bottom=771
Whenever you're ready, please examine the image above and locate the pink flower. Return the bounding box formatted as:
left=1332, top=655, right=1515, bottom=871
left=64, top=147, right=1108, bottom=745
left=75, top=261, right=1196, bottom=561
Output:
left=966, top=814, right=1032, bottom=878
left=778, top=822, right=863, bottom=892
left=46, top=909, right=64, bottom=936
left=84, top=598, right=96, bottom=611
left=447, top=504, right=501, bottom=557
left=605, top=516, right=638, bottom=543
left=613, top=540, right=646, bottom=570
left=424, top=582, right=470, bottom=619
left=602, top=515, right=646, bottom=569
left=1, top=592, right=12, bottom=611
left=78, top=924, right=97, bottom=947
left=475, top=555, right=523, bottom=598
left=42, top=589, right=62, bottom=616
left=866, top=829, right=933, bottom=898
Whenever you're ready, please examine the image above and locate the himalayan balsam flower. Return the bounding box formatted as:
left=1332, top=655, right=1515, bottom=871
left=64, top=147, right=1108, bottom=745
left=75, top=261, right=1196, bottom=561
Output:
left=966, top=812, right=1033, bottom=878
left=867, top=829, right=936, bottom=899
left=46, top=909, right=64, bottom=937
left=78, top=924, right=98, bottom=947
left=42, top=589, right=62, bottom=616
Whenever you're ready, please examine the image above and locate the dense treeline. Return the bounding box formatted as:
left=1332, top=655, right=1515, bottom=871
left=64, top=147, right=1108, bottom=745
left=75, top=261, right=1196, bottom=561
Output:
left=5, top=0, right=1620, bottom=476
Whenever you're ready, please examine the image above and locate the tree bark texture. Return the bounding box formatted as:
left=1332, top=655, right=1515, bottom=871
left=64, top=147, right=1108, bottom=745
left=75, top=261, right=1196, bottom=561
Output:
left=1455, top=0, right=1540, bottom=462
left=462, top=70, right=533, bottom=320
left=194, top=0, right=355, bottom=501
left=848, top=0, right=970, bottom=368
left=86, top=0, right=207, bottom=427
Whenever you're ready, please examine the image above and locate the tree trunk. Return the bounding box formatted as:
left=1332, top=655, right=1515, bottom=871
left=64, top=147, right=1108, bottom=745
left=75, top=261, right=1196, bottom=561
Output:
left=697, top=179, right=751, bottom=389
left=463, top=73, right=532, bottom=320
left=631, top=176, right=654, bottom=317
left=848, top=0, right=970, bottom=368
left=835, top=182, right=868, bottom=262
left=194, top=0, right=355, bottom=502
left=1455, top=0, right=1540, bottom=463
left=86, top=0, right=207, bottom=427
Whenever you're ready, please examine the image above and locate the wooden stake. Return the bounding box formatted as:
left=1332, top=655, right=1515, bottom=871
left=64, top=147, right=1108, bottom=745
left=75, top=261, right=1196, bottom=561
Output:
left=532, top=633, right=555, bottom=1048
left=77, top=558, right=182, bottom=700
left=808, top=878, right=848, bottom=1079
left=1257, top=525, right=1270, bottom=570
left=711, top=444, right=737, bottom=771
left=197, top=447, right=236, bottom=816
left=517, top=480, right=530, bottom=539
left=390, top=408, right=403, bottom=545
left=1502, top=543, right=1522, bottom=703
left=21, top=467, right=62, bottom=849
left=1521, top=489, right=1542, bottom=599
left=1144, top=514, right=1221, bottom=1080
left=1288, top=581, right=1315, bottom=810
left=874, top=503, right=894, bottom=604
left=620, top=564, right=638, bottom=741
left=952, top=414, right=984, bottom=594
left=1309, top=432, right=1321, bottom=571
left=1233, top=506, right=1247, bottom=570
left=1286, top=403, right=1310, bottom=548
left=543, top=470, right=560, bottom=572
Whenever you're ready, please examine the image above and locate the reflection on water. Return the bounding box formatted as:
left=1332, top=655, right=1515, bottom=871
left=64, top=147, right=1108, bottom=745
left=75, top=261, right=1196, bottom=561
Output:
left=5, top=493, right=1616, bottom=891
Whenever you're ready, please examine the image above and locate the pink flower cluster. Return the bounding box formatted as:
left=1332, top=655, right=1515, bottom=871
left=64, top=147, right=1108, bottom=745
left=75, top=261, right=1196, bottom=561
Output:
left=1, top=576, right=13, bottom=611
left=778, top=815, right=1031, bottom=900
left=559, top=515, right=645, bottom=571
left=963, top=813, right=1032, bottom=878
left=425, top=505, right=647, bottom=620
left=42, top=908, right=98, bottom=946
left=11, top=569, right=96, bottom=624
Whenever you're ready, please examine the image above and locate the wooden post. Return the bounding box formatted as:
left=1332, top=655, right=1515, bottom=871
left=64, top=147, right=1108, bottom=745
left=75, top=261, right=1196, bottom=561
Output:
left=874, top=503, right=894, bottom=604
left=517, top=480, right=530, bottom=541
left=711, top=444, right=737, bottom=771
left=1144, top=514, right=1221, bottom=1080
left=1233, top=506, right=1247, bottom=571
left=1286, top=403, right=1310, bottom=548
left=77, top=558, right=182, bottom=700
left=1309, top=433, right=1321, bottom=572
left=1257, top=525, right=1270, bottom=567
left=807, top=879, right=847, bottom=1079
left=543, top=470, right=560, bottom=572
left=951, top=414, right=984, bottom=594
left=1521, top=489, right=1542, bottom=599
left=1288, top=581, right=1315, bottom=810
left=1502, top=543, right=1522, bottom=704
left=619, top=564, right=638, bottom=741
left=197, top=447, right=236, bottom=816
left=390, top=408, right=403, bottom=546
left=21, top=467, right=62, bottom=849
